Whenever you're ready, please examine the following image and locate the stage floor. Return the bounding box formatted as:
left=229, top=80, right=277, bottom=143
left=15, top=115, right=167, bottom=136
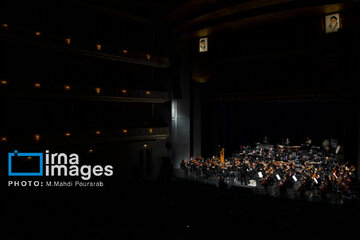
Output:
left=173, top=169, right=358, bottom=205
left=5, top=175, right=360, bottom=240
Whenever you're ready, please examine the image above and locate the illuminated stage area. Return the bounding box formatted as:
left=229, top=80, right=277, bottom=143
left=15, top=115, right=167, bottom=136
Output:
left=179, top=140, right=357, bottom=204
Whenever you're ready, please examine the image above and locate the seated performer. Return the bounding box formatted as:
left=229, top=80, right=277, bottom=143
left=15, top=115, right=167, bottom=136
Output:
left=302, top=137, right=312, bottom=150
left=283, top=138, right=290, bottom=146
left=322, top=139, right=330, bottom=152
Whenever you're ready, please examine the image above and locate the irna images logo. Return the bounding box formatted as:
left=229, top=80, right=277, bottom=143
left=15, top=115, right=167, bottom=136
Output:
left=8, top=150, right=113, bottom=180
left=8, top=150, right=43, bottom=176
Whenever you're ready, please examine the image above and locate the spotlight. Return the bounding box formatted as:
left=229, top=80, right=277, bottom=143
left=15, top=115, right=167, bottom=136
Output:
left=121, top=89, right=127, bottom=94
left=1, top=23, right=8, bottom=28
left=122, top=49, right=128, bottom=54
left=34, top=134, right=41, bottom=142
left=0, top=79, right=8, bottom=85
left=144, top=144, right=147, bottom=148
left=65, top=37, right=71, bottom=45
left=64, top=132, right=71, bottom=137
left=1, top=136, right=7, bottom=142
left=64, top=84, right=71, bottom=91
left=34, top=31, right=41, bottom=37
left=95, top=130, right=101, bottom=135
left=145, top=91, right=151, bottom=95
left=145, top=54, right=151, bottom=60
left=122, top=129, right=127, bottom=133
left=96, top=43, right=102, bottom=51
left=88, top=149, right=94, bottom=153
left=33, top=82, right=41, bottom=88
left=95, top=87, right=101, bottom=94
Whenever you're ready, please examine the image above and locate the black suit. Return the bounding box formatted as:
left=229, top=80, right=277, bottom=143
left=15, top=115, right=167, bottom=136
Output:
left=239, top=163, right=249, bottom=185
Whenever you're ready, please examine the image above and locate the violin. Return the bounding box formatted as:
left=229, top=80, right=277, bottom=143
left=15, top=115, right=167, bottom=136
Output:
left=338, top=177, right=350, bottom=193
left=261, top=174, right=270, bottom=186
left=318, top=179, right=328, bottom=195
left=311, top=168, right=321, bottom=179
left=297, top=176, right=307, bottom=192
left=261, top=168, right=274, bottom=185
left=279, top=168, right=290, bottom=187
left=279, top=176, right=287, bottom=187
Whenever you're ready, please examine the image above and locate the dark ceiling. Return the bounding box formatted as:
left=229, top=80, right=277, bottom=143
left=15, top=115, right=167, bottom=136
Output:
left=2, top=0, right=355, bottom=39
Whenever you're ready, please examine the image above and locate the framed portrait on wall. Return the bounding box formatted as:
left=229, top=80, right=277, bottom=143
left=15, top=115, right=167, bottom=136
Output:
left=199, top=37, right=208, bottom=52
left=325, top=13, right=340, bottom=33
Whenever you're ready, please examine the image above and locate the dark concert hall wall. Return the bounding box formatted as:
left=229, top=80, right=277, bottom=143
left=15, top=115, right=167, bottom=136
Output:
left=193, top=9, right=360, bottom=169
left=0, top=3, right=173, bottom=182
left=201, top=100, right=356, bottom=162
